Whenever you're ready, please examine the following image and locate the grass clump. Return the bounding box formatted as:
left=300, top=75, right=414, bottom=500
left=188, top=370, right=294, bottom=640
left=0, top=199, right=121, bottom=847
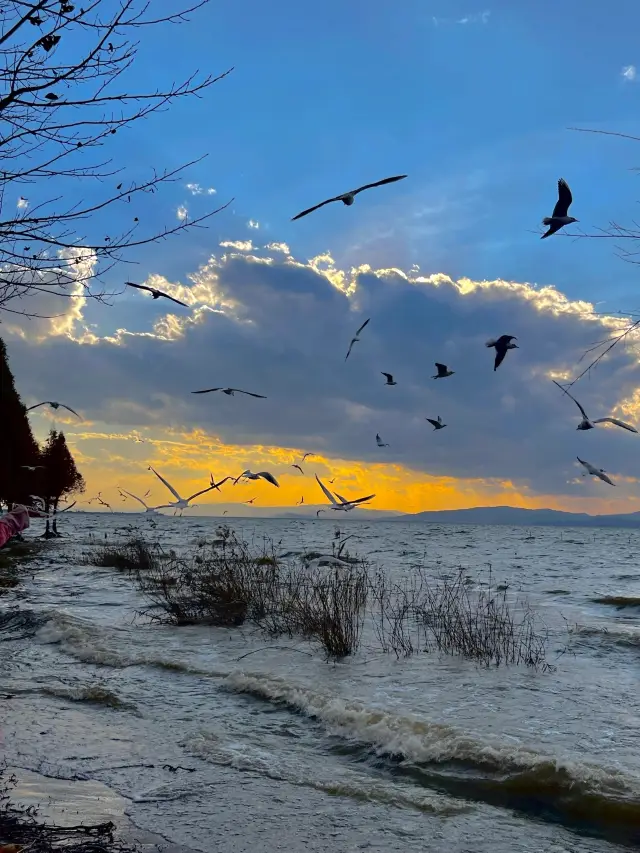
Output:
left=84, top=537, right=158, bottom=573
left=86, top=527, right=554, bottom=669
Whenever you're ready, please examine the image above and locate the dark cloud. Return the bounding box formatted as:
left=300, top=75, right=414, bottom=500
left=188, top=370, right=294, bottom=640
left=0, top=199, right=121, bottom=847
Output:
left=7, top=243, right=640, bottom=498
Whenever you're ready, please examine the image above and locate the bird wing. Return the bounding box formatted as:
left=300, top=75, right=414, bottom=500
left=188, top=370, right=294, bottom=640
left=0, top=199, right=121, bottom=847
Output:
left=258, top=471, right=280, bottom=487
left=349, top=493, right=376, bottom=505
left=334, top=491, right=351, bottom=504
left=126, top=281, right=153, bottom=294
left=60, top=403, right=81, bottom=418
left=434, top=363, right=447, bottom=373
left=381, top=372, right=394, bottom=382
left=161, top=292, right=189, bottom=308
left=593, top=417, right=638, bottom=433
left=315, top=474, right=338, bottom=505
left=148, top=466, right=181, bottom=501
left=552, top=178, right=572, bottom=218
left=494, top=349, right=507, bottom=370
left=301, top=453, right=314, bottom=462
left=376, top=433, right=381, bottom=442
left=426, top=418, right=439, bottom=428
left=26, top=402, right=48, bottom=411
left=598, top=471, right=616, bottom=486
left=187, top=484, right=217, bottom=501
left=212, top=476, right=233, bottom=489
left=119, top=489, right=148, bottom=509
left=552, top=380, right=589, bottom=420
left=344, top=338, right=357, bottom=361
left=292, top=464, right=303, bottom=472
left=355, top=317, right=371, bottom=337
left=232, top=389, right=267, bottom=398
left=191, top=388, right=223, bottom=394
left=352, top=175, right=407, bottom=196
left=291, top=197, right=341, bottom=221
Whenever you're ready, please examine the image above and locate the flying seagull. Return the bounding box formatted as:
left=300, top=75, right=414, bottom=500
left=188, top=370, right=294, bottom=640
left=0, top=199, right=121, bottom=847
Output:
left=344, top=318, right=371, bottom=362
left=315, top=474, right=375, bottom=512
left=296, top=496, right=305, bottom=505
left=376, top=433, right=389, bottom=447
left=118, top=488, right=162, bottom=515
left=126, top=281, right=188, bottom=308
left=381, top=372, right=397, bottom=386
left=552, top=381, right=638, bottom=433
left=234, top=470, right=280, bottom=487
left=301, top=452, right=315, bottom=463
left=541, top=179, right=578, bottom=239
left=27, top=401, right=81, bottom=418
left=426, top=416, right=446, bottom=430
left=577, top=457, right=616, bottom=486
left=292, top=175, right=407, bottom=221
left=147, top=465, right=220, bottom=514
left=292, top=464, right=304, bottom=474
left=21, top=465, right=45, bottom=471
left=432, top=363, right=455, bottom=379
left=191, top=387, right=266, bottom=398
left=486, top=335, right=518, bottom=371
left=245, top=497, right=257, bottom=505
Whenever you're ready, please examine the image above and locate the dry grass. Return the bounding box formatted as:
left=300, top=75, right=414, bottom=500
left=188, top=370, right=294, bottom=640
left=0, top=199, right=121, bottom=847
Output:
left=85, top=527, right=554, bottom=668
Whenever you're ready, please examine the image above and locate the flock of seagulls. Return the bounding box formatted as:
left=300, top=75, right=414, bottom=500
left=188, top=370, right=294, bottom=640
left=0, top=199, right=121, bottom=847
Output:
left=21, top=173, right=631, bottom=517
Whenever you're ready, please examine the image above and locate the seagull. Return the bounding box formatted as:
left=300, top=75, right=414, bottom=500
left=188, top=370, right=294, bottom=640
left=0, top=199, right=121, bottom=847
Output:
left=118, top=488, right=162, bottom=515
left=486, top=335, right=518, bottom=371
left=577, top=457, right=616, bottom=486
left=376, top=433, right=389, bottom=447
left=328, top=478, right=337, bottom=484
left=245, top=497, right=257, bottom=505
left=126, top=281, right=188, bottom=307
left=191, top=387, right=266, bottom=398
left=21, top=465, right=45, bottom=471
left=209, top=473, right=233, bottom=491
left=426, top=416, right=446, bottom=430
left=292, top=176, right=407, bottom=221
left=316, top=509, right=326, bottom=517
left=552, top=381, right=638, bottom=433
left=233, top=470, right=280, bottom=487
left=27, top=401, right=81, bottom=418
left=315, top=474, right=375, bottom=512
left=147, top=465, right=219, bottom=514
left=292, top=464, right=304, bottom=474
left=301, top=452, right=315, bottom=463
left=381, top=372, right=397, bottom=386
left=296, top=496, right=305, bottom=505
left=432, top=363, right=455, bottom=379
left=541, top=179, right=578, bottom=239
left=344, top=318, right=371, bottom=362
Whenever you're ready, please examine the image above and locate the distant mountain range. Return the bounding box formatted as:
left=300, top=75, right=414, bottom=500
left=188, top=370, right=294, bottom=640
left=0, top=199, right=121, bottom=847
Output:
left=396, top=505, right=640, bottom=528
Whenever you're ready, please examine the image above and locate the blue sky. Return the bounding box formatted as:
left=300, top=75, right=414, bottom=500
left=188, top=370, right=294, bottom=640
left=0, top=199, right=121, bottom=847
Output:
left=11, top=0, right=640, bottom=514
left=83, top=0, right=640, bottom=319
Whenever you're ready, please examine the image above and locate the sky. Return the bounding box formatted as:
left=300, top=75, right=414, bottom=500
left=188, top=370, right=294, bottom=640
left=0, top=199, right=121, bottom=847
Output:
left=6, top=0, right=640, bottom=516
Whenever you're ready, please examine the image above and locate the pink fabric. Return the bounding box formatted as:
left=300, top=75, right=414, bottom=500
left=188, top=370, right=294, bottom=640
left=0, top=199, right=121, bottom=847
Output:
left=0, top=506, right=30, bottom=548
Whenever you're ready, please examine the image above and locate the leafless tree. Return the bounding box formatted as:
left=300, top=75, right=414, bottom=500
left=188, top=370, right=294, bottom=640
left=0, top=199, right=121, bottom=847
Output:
left=0, top=0, right=233, bottom=316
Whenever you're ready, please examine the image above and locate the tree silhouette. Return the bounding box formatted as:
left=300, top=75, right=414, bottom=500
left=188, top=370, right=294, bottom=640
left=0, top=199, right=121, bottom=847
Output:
left=0, top=336, right=42, bottom=507
left=40, top=428, right=85, bottom=536
left=0, top=0, right=233, bottom=315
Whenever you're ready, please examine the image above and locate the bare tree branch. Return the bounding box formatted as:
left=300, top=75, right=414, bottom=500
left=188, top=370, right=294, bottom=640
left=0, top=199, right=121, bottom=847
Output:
left=0, top=0, right=233, bottom=313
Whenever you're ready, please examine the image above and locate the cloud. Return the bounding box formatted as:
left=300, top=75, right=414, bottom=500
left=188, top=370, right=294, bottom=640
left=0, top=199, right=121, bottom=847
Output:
left=6, top=242, right=640, bottom=512
left=247, top=220, right=260, bottom=230
left=622, top=65, right=637, bottom=82
left=176, top=205, right=188, bottom=221
left=185, top=183, right=217, bottom=196
left=265, top=242, right=291, bottom=255
left=433, top=10, right=490, bottom=26
left=219, top=240, right=253, bottom=251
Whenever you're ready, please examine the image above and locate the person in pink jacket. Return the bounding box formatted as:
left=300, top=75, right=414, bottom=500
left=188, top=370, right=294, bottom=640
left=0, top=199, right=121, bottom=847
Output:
left=0, top=505, right=33, bottom=549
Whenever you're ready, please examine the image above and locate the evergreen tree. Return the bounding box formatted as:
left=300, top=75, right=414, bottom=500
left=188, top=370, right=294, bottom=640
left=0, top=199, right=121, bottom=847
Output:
left=40, top=431, right=85, bottom=537
left=0, top=337, right=42, bottom=508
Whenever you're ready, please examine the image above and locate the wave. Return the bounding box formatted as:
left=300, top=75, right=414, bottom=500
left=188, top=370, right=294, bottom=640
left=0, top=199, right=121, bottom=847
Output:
left=224, top=671, right=640, bottom=845
left=591, top=596, right=640, bottom=609
left=571, top=624, right=640, bottom=648
left=183, top=729, right=469, bottom=816
left=34, top=612, right=228, bottom=677
left=41, top=682, right=138, bottom=712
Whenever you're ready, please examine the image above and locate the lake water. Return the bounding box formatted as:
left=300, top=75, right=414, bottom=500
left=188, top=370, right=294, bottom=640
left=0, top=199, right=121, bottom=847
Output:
left=2, top=511, right=640, bottom=853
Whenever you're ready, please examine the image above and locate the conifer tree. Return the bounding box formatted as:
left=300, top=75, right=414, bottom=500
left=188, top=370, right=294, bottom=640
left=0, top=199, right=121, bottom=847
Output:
left=0, top=337, right=42, bottom=508
left=40, top=430, right=85, bottom=536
